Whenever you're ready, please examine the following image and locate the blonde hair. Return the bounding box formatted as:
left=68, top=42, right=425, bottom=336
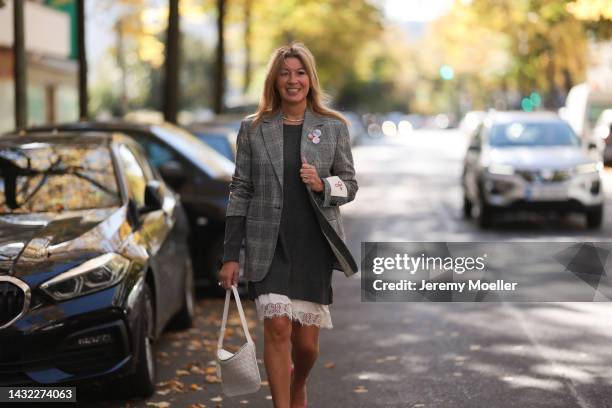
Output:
left=251, top=42, right=346, bottom=126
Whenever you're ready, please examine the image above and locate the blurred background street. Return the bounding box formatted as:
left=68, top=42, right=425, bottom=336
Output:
left=1, top=0, right=612, bottom=407
left=81, top=129, right=612, bottom=408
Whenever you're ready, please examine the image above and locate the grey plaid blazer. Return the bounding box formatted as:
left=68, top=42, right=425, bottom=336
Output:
left=226, top=109, right=358, bottom=282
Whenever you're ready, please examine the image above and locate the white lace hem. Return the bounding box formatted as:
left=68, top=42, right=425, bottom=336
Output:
left=254, top=293, right=333, bottom=329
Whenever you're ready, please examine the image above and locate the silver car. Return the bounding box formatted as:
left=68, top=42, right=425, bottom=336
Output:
left=462, top=112, right=604, bottom=228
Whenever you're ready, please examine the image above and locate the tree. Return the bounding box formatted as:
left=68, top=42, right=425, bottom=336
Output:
left=13, top=0, right=27, bottom=128
left=213, top=0, right=226, bottom=114
left=163, top=0, right=180, bottom=123
left=566, top=0, right=612, bottom=39
left=242, top=0, right=252, bottom=94
left=76, top=0, right=88, bottom=119
left=252, top=0, right=382, bottom=94
left=427, top=0, right=590, bottom=110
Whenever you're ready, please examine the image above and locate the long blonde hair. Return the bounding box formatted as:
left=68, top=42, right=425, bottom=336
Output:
left=251, top=42, right=346, bottom=126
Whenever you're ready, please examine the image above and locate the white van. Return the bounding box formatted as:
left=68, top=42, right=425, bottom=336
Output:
left=560, top=82, right=612, bottom=152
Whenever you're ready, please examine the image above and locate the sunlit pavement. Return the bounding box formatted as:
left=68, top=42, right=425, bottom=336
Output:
left=82, top=129, right=612, bottom=407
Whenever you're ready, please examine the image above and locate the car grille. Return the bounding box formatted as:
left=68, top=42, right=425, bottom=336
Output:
left=55, top=326, right=127, bottom=375
left=0, top=323, right=128, bottom=384
left=516, top=169, right=571, bottom=183
left=0, top=279, right=27, bottom=328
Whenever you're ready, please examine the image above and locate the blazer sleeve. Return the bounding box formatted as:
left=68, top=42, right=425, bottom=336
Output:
left=226, top=119, right=253, bottom=217
left=319, top=120, right=358, bottom=207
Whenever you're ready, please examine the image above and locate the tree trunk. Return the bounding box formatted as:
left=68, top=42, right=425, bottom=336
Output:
left=77, top=0, right=88, bottom=120
left=243, top=0, right=251, bottom=94
left=13, top=0, right=27, bottom=128
left=213, top=0, right=226, bottom=114
left=163, top=0, right=180, bottom=123
left=116, top=18, right=128, bottom=116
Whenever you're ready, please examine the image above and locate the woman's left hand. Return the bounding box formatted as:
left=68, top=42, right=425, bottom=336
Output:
left=300, top=156, right=324, bottom=192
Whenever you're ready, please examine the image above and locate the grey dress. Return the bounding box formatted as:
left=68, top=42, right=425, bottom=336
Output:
left=223, top=124, right=334, bottom=304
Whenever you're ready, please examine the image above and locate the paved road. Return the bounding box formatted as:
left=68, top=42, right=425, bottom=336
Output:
left=83, top=130, right=612, bottom=408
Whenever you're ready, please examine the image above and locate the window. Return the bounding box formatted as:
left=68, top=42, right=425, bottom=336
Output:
left=117, top=145, right=147, bottom=208
left=131, top=136, right=177, bottom=170
left=0, top=143, right=121, bottom=214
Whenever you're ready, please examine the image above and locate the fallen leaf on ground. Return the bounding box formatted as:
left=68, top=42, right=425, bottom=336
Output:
left=156, top=389, right=171, bottom=396
left=190, top=383, right=203, bottom=391
left=354, top=385, right=368, bottom=393
left=191, top=365, right=206, bottom=374
left=146, top=402, right=170, bottom=408
left=211, top=396, right=223, bottom=402
left=323, top=362, right=335, bottom=369
left=205, top=375, right=221, bottom=383
left=176, top=369, right=190, bottom=376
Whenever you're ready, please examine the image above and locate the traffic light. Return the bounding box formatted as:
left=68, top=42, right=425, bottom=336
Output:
left=439, top=65, right=454, bottom=81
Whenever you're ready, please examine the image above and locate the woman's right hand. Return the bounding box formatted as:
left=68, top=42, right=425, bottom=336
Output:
left=219, top=261, right=240, bottom=290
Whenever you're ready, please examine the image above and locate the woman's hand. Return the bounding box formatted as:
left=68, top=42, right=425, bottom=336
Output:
left=300, top=156, right=324, bottom=192
left=219, top=261, right=240, bottom=289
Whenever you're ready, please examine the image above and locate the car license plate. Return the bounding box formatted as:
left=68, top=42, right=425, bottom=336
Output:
left=525, top=185, right=567, bottom=201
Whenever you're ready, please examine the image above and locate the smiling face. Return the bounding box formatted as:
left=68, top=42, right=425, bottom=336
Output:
left=275, top=57, right=310, bottom=107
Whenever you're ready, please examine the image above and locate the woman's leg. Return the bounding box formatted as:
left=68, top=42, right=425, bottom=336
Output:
left=290, top=322, right=320, bottom=408
left=264, top=316, right=293, bottom=408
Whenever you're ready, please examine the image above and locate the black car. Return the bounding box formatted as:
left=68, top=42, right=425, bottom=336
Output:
left=188, top=125, right=238, bottom=162
left=0, top=131, right=194, bottom=397
left=25, top=122, right=235, bottom=292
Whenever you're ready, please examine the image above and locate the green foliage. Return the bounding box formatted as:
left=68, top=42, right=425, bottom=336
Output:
left=249, top=0, right=383, bottom=94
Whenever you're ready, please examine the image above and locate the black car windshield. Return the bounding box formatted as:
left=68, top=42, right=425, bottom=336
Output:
left=489, top=121, right=581, bottom=147
left=195, top=133, right=234, bottom=161
left=0, top=143, right=121, bottom=214
left=152, top=124, right=235, bottom=178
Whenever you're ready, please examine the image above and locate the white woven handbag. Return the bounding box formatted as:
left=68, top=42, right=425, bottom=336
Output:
left=216, top=286, right=261, bottom=397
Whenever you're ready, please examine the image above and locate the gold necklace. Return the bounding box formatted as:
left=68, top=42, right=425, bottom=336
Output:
left=282, top=115, right=304, bottom=123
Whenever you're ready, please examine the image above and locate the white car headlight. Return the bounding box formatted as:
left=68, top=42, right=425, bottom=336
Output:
left=41, top=253, right=130, bottom=301
left=487, top=163, right=515, bottom=176
left=574, top=162, right=602, bottom=175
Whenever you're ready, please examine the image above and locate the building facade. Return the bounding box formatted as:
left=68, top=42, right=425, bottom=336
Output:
left=0, top=0, right=77, bottom=133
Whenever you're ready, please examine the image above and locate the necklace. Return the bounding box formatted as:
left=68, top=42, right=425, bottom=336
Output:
left=282, top=115, right=304, bottom=123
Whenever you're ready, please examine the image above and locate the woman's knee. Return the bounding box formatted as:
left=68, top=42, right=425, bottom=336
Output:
left=292, top=335, right=319, bottom=360
left=264, top=317, right=292, bottom=343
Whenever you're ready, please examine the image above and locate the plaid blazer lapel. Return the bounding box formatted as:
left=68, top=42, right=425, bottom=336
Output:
left=261, top=111, right=284, bottom=187
left=300, top=109, right=326, bottom=166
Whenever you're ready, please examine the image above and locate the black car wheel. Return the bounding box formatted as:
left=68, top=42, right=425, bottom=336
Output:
left=170, top=258, right=195, bottom=330
left=124, top=284, right=156, bottom=397
left=586, top=206, right=603, bottom=229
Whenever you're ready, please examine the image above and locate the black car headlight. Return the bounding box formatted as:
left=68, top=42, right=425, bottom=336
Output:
left=41, top=253, right=130, bottom=301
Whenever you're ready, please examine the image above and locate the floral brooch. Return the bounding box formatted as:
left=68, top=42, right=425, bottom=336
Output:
left=307, top=128, right=322, bottom=144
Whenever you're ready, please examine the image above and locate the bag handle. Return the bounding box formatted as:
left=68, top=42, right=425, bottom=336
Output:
left=217, top=285, right=253, bottom=351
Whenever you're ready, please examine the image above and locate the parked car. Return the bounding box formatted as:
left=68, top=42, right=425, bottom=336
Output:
left=24, top=122, right=235, bottom=292
left=0, top=131, right=194, bottom=396
left=188, top=125, right=238, bottom=162
left=462, top=112, right=604, bottom=228
left=459, top=111, right=487, bottom=139
left=559, top=82, right=612, bottom=152
left=593, top=109, right=612, bottom=165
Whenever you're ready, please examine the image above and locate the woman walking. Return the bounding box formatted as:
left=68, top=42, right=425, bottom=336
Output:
left=219, top=42, right=357, bottom=408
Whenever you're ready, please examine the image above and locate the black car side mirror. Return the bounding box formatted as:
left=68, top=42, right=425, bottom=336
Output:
left=159, top=160, right=185, bottom=188
left=140, top=180, right=164, bottom=214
